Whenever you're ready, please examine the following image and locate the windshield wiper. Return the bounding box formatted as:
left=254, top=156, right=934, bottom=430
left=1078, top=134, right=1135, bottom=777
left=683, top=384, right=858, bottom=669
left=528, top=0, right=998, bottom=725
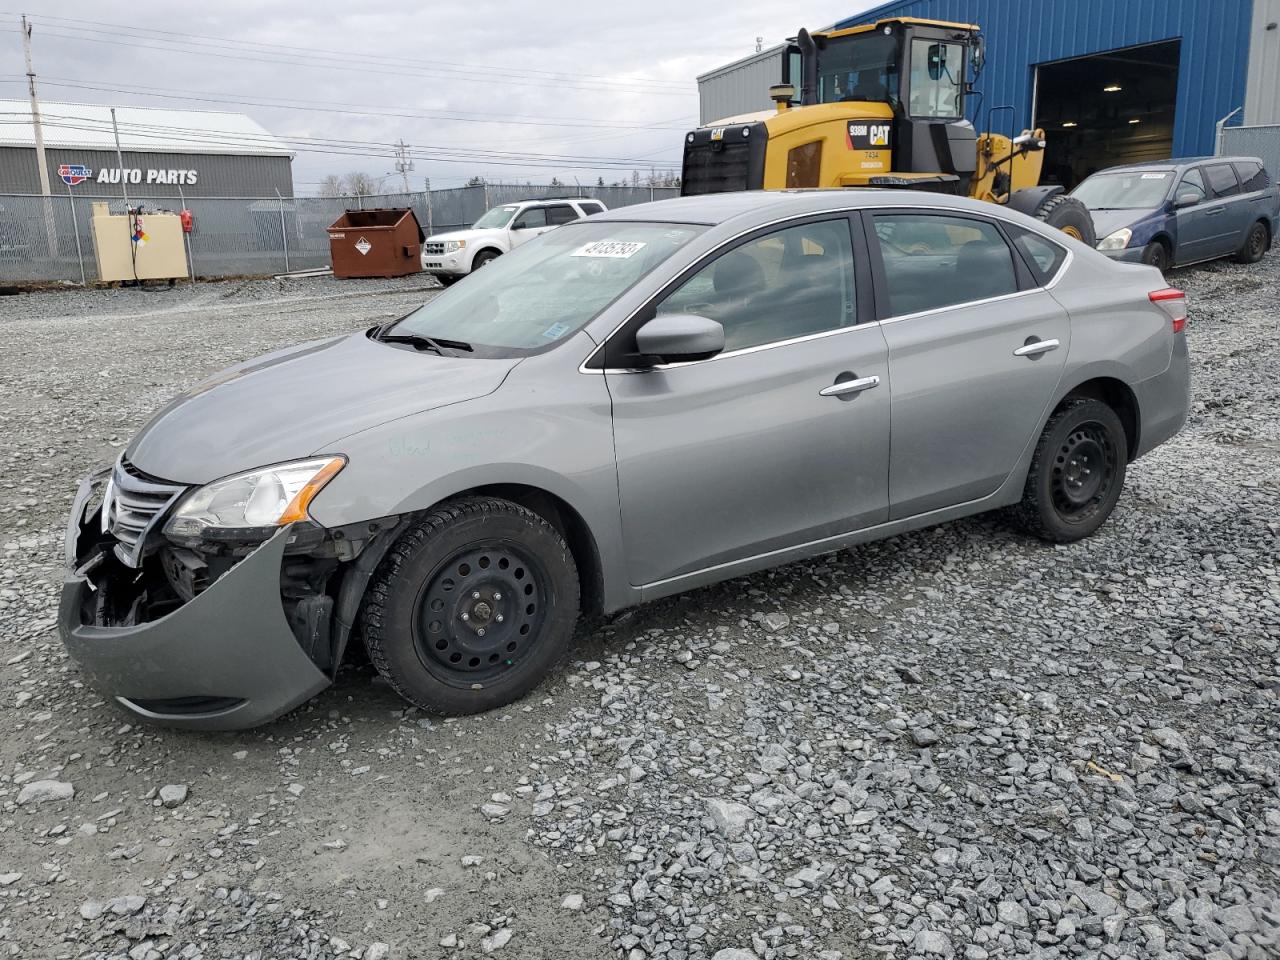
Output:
left=376, top=329, right=474, bottom=354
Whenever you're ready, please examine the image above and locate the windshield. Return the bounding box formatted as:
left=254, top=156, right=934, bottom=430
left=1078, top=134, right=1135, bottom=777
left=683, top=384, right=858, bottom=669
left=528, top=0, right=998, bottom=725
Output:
left=1071, top=171, right=1174, bottom=210
left=388, top=221, right=705, bottom=356
left=472, top=204, right=520, bottom=229
left=817, top=32, right=900, bottom=107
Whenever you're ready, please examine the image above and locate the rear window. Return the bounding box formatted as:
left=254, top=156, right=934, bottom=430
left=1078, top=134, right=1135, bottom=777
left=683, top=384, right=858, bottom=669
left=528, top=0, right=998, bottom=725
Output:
left=1204, top=164, right=1240, bottom=199
left=1005, top=224, right=1068, bottom=286
left=1233, top=160, right=1268, bottom=193
left=577, top=202, right=605, bottom=216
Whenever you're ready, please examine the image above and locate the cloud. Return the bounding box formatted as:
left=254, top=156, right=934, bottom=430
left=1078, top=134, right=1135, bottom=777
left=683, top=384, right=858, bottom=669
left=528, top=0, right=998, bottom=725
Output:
left=2, top=1, right=872, bottom=191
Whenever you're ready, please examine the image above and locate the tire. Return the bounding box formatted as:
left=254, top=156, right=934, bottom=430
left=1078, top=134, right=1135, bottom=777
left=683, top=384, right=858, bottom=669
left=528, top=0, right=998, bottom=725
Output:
left=1030, top=194, right=1096, bottom=247
left=1012, top=398, right=1128, bottom=543
left=1233, top=221, right=1268, bottom=264
left=361, top=496, right=580, bottom=715
left=1141, top=240, right=1170, bottom=273
left=472, top=249, right=501, bottom=271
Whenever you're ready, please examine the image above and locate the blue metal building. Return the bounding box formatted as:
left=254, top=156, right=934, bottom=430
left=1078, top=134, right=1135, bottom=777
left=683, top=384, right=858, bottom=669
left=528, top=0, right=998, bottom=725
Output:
left=698, top=0, right=1280, bottom=184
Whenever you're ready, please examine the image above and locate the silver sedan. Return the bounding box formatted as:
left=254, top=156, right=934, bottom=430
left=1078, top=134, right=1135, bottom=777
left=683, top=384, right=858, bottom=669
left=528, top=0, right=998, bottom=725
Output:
left=60, top=190, right=1190, bottom=729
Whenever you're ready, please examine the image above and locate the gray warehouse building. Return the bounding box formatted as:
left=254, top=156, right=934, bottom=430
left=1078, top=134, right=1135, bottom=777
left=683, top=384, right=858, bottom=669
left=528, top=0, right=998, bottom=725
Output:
left=0, top=100, right=294, bottom=197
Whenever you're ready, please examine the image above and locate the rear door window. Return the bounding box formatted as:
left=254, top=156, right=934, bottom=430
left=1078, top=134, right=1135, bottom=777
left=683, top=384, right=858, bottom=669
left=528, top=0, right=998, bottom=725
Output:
left=1233, top=160, right=1268, bottom=193
left=545, top=204, right=579, bottom=225
left=871, top=213, right=1018, bottom=316
left=1204, top=164, right=1241, bottom=199
left=576, top=202, right=605, bottom=216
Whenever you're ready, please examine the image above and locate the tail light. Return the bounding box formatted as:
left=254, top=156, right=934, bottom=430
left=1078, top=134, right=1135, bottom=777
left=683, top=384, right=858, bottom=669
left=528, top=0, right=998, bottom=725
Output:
left=1149, top=288, right=1187, bottom=333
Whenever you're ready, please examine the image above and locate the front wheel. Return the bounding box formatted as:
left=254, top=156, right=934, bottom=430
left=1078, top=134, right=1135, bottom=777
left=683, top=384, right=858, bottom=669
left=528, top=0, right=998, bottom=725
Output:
left=472, top=249, right=501, bottom=271
left=361, top=497, right=580, bottom=715
left=1234, top=221, right=1268, bottom=264
left=1012, top=398, right=1128, bottom=543
left=1141, top=240, right=1169, bottom=273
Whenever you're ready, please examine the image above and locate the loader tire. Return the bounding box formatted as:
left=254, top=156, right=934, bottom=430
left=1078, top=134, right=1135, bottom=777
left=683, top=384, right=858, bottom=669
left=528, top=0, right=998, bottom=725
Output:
left=1031, top=194, right=1096, bottom=247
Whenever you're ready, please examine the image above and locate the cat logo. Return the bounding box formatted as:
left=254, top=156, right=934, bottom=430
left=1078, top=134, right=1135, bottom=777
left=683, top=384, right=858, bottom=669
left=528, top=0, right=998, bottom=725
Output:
left=847, top=122, right=892, bottom=150
left=709, top=127, right=726, bottom=142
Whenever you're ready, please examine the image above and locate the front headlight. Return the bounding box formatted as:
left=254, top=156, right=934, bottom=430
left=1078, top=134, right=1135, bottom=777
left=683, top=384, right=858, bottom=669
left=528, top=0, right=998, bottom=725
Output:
left=163, top=456, right=345, bottom=538
left=1097, top=228, right=1133, bottom=251
left=443, top=240, right=466, bottom=253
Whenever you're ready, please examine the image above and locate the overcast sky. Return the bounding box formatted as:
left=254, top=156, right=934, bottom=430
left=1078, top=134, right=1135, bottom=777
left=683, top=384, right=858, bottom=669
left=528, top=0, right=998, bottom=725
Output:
left=0, top=1, right=875, bottom=193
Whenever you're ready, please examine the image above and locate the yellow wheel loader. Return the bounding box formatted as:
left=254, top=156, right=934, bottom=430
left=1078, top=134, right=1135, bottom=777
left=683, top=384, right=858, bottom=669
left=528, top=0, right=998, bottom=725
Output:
left=682, top=17, right=1095, bottom=245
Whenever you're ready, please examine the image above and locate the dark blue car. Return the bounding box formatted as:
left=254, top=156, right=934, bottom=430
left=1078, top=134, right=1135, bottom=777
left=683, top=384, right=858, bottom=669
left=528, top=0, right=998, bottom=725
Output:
left=1070, top=156, right=1279, bottom=273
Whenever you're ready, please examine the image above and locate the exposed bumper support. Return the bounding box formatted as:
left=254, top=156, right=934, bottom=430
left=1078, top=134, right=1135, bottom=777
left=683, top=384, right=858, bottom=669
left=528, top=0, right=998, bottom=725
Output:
left=59, top=478, right=332, bottom=730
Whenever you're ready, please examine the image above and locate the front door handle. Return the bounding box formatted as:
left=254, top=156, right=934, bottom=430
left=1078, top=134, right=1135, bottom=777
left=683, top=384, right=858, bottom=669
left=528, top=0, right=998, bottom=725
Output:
left=820, top=374, right=881, bottom=398
left=1013, top=338, right=1060, bottom=358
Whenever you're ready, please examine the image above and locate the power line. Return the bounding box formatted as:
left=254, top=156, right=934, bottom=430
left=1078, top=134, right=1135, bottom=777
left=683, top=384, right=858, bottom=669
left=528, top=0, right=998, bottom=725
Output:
left=0, top=110, right=681, bottom=166
left=30, top=27, right=692, bottom=99
left=18, top=75, right=695, bottom=132
left=2, top=114, right=681, bottom=171
left=6, top=11, right=692, bottom=91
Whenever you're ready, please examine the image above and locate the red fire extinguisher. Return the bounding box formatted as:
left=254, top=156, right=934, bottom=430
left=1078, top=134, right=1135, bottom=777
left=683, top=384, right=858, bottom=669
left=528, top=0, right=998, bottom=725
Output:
left=180, top=209, right=193, bottom=233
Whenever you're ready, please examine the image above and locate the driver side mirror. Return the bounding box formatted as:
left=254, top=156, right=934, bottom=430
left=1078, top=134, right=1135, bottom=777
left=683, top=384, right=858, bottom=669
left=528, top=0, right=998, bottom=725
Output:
left=970, top=36, right=986, bottom=76
left=1174, top=191, right=1202, bottom=209
left=634, top=313, right=725, bottom=365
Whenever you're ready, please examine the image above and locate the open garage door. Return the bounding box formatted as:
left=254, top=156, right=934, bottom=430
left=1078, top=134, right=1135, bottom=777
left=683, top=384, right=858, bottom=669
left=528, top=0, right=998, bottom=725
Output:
left=1034, top=40, right=1180, bottom=189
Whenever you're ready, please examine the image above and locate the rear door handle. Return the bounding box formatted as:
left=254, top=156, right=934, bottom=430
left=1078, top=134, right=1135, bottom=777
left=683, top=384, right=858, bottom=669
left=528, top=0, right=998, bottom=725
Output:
left=820, top=375, right=881, bottom=397
left=1013, top=338, right=1060, bottom=358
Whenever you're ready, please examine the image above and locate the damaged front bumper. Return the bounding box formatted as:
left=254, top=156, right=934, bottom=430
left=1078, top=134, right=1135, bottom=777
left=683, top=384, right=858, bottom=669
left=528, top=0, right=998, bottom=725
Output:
left=58, top=468, right=334, bottom=730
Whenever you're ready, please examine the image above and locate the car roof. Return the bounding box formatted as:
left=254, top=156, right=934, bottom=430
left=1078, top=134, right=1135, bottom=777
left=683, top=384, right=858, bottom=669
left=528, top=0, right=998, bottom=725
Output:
left=1089, top=156, right=1263, bottom=176
left=593, top=188, right=1036, bottom=229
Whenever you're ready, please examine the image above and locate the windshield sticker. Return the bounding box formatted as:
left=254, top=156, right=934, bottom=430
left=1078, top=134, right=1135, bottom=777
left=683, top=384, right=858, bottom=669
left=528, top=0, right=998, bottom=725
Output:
left=572, top=240, right=647, bottom=259
left=1140, top=173, right=1169, bottom=180
left=542, top=321, right=570, bottom=340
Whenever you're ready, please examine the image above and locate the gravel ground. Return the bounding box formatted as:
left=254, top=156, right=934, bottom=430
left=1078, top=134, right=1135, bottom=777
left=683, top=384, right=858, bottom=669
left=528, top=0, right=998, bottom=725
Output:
left=0, top=261, right=1276, bottom=960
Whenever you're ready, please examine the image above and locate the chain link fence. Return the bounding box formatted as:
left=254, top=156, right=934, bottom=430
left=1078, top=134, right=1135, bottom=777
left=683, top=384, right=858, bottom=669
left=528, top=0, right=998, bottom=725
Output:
left=1218, top=124, right=1280, bottom=184
left=0, top=185, right=678, bottom=285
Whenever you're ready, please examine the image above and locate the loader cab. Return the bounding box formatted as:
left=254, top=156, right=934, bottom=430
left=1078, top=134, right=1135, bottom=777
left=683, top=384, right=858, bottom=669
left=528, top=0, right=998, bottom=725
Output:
left=784, top=18, right=983, bottom=191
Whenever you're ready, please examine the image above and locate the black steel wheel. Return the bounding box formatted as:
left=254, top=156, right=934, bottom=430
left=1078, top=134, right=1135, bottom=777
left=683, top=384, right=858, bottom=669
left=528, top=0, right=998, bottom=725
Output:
left=1141, top=240, right=1169, bottom=273
left=414, top=542, right=549, bottom=687
left=1013, top=398, right=1128, bottom=543
left=1234, top=221, right=1268, bottom=264
left=362, top=497, right=579, bottom=715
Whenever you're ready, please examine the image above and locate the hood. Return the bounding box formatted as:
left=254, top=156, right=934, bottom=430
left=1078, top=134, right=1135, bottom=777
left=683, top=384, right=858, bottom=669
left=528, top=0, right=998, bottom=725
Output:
left=126, top=330, right=518, bottom=484
left=1088, top=207, right=1162, bottom=242
left=427, top=228, right=500, bottom=243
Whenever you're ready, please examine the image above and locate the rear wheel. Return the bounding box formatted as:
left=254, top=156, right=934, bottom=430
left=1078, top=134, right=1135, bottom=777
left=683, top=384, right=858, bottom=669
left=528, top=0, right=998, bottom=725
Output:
left=1141, top=240, right=1170, bottom=273
left=1012, top=398, right=1128, bottom=543
left=361, top=497, right=579, bottom=715
left=1234, top=221, right=1268, bottom=264
left=1030, top=194, right=1096, bottom=247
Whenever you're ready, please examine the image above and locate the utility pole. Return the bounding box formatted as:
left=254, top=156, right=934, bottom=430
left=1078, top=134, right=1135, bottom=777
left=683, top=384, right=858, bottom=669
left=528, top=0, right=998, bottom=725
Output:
left=21, top=15, right=51, bottom=198
left=394, top=140, right=414, bottom=193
